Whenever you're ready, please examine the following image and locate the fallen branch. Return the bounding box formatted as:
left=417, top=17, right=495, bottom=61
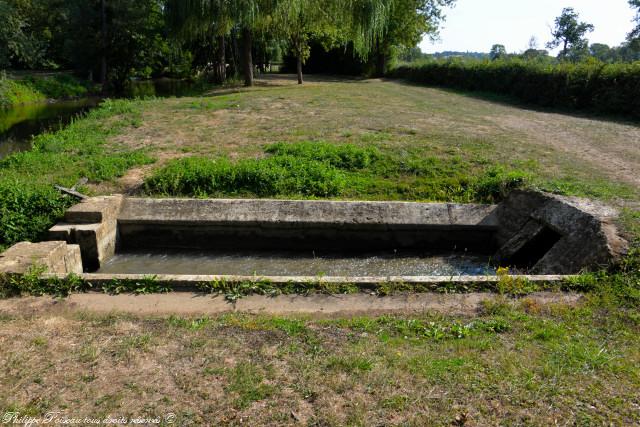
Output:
left=54, top=185, right=88, bottom=200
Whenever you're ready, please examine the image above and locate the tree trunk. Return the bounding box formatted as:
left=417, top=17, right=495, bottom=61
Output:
left=375, top=40, right=386, bottom=77
left=100, top=0, right=107, bottom=91
left=375, top=53, right=386, bottom=77
left=242, top=28, right=253, bottom=87
left=296, top=54, right=303, bottom=85
left=229, top=28, right=239, bottom=77
left=215, top=35, right=226, bottom=84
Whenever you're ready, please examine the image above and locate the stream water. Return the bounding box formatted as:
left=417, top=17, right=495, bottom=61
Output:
left=0, top=98, right=100, bottom=158
left=97, top=250, right=495, bottom=277
left=0, top=79, right=199, bottom=159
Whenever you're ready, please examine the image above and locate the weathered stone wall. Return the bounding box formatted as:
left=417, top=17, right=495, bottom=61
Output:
left=47, top=195, right=123, bottom=271
left=495, top=190, right=628, bottom=274
left=0, top=192, right=629, bottom=276
left=117, top=198, right=500, bottom=253
left=0, top=241, right=82, bottom=275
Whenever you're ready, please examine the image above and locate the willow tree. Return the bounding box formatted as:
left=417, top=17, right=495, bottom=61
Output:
left=366, top=0, right=456, bottom=75
left=165, top=0, right=234, bottom=83
left=273, top=0, right=394, bottom=84
left=166, top=0, right=268, bottom=86
left=274, top=0, right=331, bottom=84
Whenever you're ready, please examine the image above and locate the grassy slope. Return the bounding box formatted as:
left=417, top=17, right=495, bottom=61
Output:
left=0, top=74, right=91, bottom=108
left=0, top=75, right=638, bottom=424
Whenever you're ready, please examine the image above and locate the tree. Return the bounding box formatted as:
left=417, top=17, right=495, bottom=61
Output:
left=371, top=0, right=456, bottom=76
left=0, top=0, right=51, bottom=69
left=64, top=0, right=172, bottom=91
left=489, top=44, right=506, bottom=60
left=546, top=7, right=594, bottom=61
left=589, top=43, right=613, bottom=62
left=629, top=0, right=640, bottom=41
left=273, top=0, right=327, bottom=84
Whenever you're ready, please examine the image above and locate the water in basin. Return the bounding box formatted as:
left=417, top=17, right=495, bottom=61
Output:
left=97, top=249, right=495, bottom=277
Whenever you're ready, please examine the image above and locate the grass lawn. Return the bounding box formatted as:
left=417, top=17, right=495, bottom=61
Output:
left=0, top=75, right=639, bottom=425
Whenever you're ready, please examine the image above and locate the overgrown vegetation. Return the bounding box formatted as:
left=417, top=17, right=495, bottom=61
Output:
left=0, top=99, right=155, bottom=250
left=389, top=59, right=640, bottom=118
left=0, top=76, right=44, bottom=108
left=0, top=74, right=91, bottom=108
left=144, top=141, right=529, bottom=202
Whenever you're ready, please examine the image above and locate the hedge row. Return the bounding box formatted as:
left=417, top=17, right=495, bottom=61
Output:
left=388, top=60, right=640, bottom=119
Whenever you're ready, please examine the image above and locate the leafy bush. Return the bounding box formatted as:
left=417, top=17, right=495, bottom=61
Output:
left=0, top=182, right=74, bottom=248
left=389, top=59, right=640, bottom=119
left=23, top=74, right=91, bottom=99
left=0, top=74, right=92, bottom=108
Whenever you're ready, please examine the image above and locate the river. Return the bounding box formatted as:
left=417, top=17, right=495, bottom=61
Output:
left=0, top=79, right=199, bottom=159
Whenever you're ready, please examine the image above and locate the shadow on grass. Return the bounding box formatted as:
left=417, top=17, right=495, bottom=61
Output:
left=385, top=78, right=640, bottom=127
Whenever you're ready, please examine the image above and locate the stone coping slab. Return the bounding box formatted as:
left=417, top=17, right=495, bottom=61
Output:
left=118, top=198, right=499, bottom=228
left=43, top=273, right=573, bottom=288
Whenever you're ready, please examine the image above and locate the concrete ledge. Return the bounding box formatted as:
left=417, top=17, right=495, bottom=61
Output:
left=43, top=273, right=573, bottom=289
left=117, top=198, right=500, bottom=252
left=119, top=198, right=499, bottom=227
left=64, top=195, right=124, bottom=224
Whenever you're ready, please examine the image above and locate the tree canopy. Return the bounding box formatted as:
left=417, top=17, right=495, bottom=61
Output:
left=546, top=7, right=594, bottom=61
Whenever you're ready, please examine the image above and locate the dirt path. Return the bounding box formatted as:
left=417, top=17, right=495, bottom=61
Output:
left=0, top=292, right=581, bottom=317
left=491, top=113, right=640, bottom=188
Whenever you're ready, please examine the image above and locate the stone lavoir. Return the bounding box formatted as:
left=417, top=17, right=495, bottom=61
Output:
left=0, top=191, right=629, bottom=287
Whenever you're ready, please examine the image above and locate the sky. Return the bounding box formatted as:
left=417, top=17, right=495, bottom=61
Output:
left=420, top=0, right=637, bottom=54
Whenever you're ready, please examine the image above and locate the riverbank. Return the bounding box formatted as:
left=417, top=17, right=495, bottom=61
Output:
left=0, top=73, right=93, bottom=109
left=0, top=98, right=154, bottom=251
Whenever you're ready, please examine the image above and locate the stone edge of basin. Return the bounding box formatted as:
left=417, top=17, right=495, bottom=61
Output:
left=41, top=273, right=574, bottom=288
left=117, top=197, right=499, bottom=227
left=0, top=190, right=631, bottom=277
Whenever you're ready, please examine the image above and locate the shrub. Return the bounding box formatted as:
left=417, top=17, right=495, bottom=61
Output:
left=265, top=141, right=381, bottom=170
left=0, top=74, right=92, bottom=108
left=0, top=98, right=153, bottom=250
left=0, top=78, right=44, bottom=108
left=0, top=182, right=74, bottom=249
left=389, top=59, right=640, bottom=119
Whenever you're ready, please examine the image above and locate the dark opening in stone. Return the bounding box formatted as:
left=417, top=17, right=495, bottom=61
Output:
left=506, top=226, right=563, bottom=270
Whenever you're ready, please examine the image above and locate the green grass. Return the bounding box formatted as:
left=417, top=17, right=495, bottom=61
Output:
left=0, top=99, right=155, bottom=250
left=0, top=74, right=92, bottom=108
left=144, top=141, right=529, bottom=202
left=0, top=78, right=45, bottom=108
left=1, top=295, right=638, bottom=425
